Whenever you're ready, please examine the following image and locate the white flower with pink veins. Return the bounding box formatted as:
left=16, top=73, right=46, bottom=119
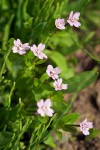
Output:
left=67, top=11, right=81, bottom=27
left=46, top=65, right=61, bottom=80
left=12, top=39, right=30, bottom=55
left=31, top=43, right=47, bottom=59
left=37, top=99, right=54, bottom=117
left=53, top=78, right=68, bottom=91
left=80, top=118, right=93, bottom=135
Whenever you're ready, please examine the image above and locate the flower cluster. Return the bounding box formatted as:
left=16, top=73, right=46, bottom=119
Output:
left=12, top=13, right=94, bottom=136
left=46, top=64, right=68, bottom=91
left=12, top=39, right=47, bottom=59
left=55, top=11, right=81, bottom=30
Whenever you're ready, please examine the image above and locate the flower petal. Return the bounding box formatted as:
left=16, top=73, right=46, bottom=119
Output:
left=54, top=67, right=61, bottom=74
left=69, top=11, right=73, bottom=19
left=83, top=130, right=90, bottom=136
left=37, top=99, right=44, bottom=108
left=73, top=12, right=80, bottom=19
left=73, top=21, right=81, bottom=27
left=38, top=43, right=45, bottom=51
left=62, top=84, right=68, bottom=90
left=45, top=99, right=52, bottom=107
left=46, top=108, right=54, bottom=117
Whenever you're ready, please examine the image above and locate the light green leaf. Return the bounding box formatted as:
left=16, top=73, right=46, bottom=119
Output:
left=44, top=134, right=56, bottom=148
left=88, top=129, right=100, bottom=138
left=56, top=130, right=62, bottom=140
left=40, top=73, right=49, bottom=83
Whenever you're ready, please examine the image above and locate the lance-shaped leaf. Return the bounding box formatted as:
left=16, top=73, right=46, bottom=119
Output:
left=65, top=69, right=98, bottom=93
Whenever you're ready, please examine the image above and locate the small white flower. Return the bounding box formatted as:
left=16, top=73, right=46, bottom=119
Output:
left=31, top=43, right=47, bottom=59
left=37, top=99, right=54, bottom=117
left=80, top=118, right=93, bottom=135
left=55, top=18, right=65, bottom=30
left=46, top=65, right=61, bottom=80
left=12, top=39, right=30, bottom=55
left=53, top=78, right=68, bottom=91
left=67, top=11, right=81, bottom=27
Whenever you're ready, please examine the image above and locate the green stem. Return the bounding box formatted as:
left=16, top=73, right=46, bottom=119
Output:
left=65, top=124, right=80, bottom=127
left=8, top=82, right=16, bottom=108
left=83, top=49, right=100, bottom=63
left=12, top=117, right=32, bottom=150
left=0, top=48, right=11, bottom=81
left=27, top=131, right=35, bottom=150
left=27, top=124, right=42, bottom=150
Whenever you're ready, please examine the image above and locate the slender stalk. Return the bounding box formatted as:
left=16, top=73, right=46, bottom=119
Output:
left=0, top=49, right=11, bottom=81
left=27, top=124, right=42, bottom=150
left=8, top=82, right=16, bottom=108
left=65, top=124, right=80, bottom=127
left=27, top=131, right=35, bottom=150
left=83, top=49, right=100, bottom=62
left=12, top=117, right=32, bottom=150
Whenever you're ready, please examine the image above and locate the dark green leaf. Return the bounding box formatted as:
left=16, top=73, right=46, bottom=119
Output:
left=61, top=125, right=76, bottom=133
left=52, top=93, right=69, bottom=114
left=66, top=70, right=97, bottom=93
left=61, top=113, right=80, bottom=124
left=0, top=132, right=14, bottom=149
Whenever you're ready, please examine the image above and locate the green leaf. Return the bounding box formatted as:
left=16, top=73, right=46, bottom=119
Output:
left=88, top=129, right=100, bottom=138
left=2, top=14, right=14, bottom=50
left=61, top=113, right=80, bottom=124
left=66, top=69, right=98, bottom=93
left=61, top=125, right=76, bottom=133
left=33, top=78, right=40, bottom=87
left=56, top=130, right=62, bottom=140
left=5, top=58, right=17, bottom=78
left=33, top=84, right=54, bottom=101
left=24, top=51, right=35, bottom=66
left=35, top=59, right=47, bottom=65
left=44, top=134, right=56, bottom=148
left=52, top=93, right=69, bottom=114
left=82, top=31, right=95, bottom=44
left=0, top=132, right=14, bottom=149
left=69, top=0, right=93, bottom=11
left=40, top=73, right=49, bottom=83
left=37, top=115, right=49, bottom=124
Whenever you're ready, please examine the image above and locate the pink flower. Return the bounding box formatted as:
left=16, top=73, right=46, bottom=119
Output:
left=55, top=18, right=65, bottom=30
left=46, top=65, right=61, bottom=80
left=67, top=11, right=81, bottom=27
left=53, top=78, right=68, bottom=91
left=12, top=39, right=30, bottom=55
left=31, top=43, right=47, bottom=59
left=37, top=99, right=54, bottom=117
left=80, top=118, right=93, bottom=135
